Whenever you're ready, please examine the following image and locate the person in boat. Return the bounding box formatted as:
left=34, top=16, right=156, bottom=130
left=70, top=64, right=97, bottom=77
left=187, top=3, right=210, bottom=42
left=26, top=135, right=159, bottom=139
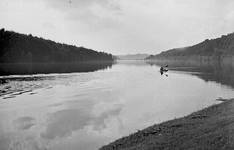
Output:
left=160, top=65, right=168, bottom=75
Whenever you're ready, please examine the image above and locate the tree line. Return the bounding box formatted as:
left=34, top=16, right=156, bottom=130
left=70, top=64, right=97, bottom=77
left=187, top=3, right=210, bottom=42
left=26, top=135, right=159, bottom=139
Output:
left=146, top=32, right=234, bottom=59
left=0, top=28, right=114, bottom=63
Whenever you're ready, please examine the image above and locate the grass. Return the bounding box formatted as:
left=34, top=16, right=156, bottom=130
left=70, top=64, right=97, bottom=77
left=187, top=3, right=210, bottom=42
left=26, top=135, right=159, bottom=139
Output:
left=100, top=98, right=234, bottom=150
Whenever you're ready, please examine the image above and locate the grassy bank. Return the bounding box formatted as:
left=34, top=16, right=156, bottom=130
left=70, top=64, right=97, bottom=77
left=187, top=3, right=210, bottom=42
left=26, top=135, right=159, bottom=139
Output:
left=100, top=99, right=234, bottom=150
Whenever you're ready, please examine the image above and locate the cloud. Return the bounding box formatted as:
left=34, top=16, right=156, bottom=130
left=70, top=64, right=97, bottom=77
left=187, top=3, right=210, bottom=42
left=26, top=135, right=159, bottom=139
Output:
left=41, top=102, right=122, bottom=140
left=1, top=0, right=234, bottom=54
left=46, top=0, right=121, bottom=11
left=45, top=0, right=122, bottom=30
left=13, top=116, right=35, bottom=130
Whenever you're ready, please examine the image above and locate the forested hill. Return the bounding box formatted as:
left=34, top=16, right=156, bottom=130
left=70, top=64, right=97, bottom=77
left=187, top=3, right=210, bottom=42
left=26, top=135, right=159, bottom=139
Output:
left=117, top=54, right=149, bottom=60
left=146, top=32, right=234, bottom=60
left=0, top=28, right=113, bottom=63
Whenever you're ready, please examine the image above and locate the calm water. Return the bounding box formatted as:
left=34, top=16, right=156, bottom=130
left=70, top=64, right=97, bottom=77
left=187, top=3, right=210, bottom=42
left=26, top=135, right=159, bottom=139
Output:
left=1, top=61, right=234, bottom=150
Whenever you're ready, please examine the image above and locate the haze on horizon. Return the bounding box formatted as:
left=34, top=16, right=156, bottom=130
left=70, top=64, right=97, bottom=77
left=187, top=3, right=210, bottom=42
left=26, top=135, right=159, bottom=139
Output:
left=1, top=0, right=234, bottom=55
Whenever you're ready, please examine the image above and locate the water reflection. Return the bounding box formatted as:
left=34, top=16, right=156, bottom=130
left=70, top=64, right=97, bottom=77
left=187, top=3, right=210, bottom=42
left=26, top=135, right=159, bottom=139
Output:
left=0, top=62, right=113, bottom=98
left=13, top=116, right=35, bottom=130
left=0, top=62, right=113, bottom=75
left=1, top=61, right=234, bottom=150
left=0, top=75, right=54, bottom=98
left=41, top=105, right=122, bottom=140
left=147, top=61, right=234, bottom=89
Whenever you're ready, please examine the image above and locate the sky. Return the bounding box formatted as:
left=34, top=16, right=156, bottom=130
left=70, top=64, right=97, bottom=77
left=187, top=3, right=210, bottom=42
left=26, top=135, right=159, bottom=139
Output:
left=1, top=0, right=234, bottom=55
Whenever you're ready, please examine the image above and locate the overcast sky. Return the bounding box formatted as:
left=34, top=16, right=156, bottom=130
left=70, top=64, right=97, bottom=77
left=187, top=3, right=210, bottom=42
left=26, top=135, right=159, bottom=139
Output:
left=1, top=0, right=234, bottom=55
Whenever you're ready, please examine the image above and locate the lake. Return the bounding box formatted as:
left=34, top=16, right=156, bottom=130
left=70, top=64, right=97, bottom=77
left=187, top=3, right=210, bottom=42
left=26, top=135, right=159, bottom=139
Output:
left=1, top=60, right=234, bottom=150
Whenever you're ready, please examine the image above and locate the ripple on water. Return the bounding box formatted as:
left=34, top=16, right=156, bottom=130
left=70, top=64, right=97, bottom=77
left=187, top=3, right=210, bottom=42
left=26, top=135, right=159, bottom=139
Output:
left=0, top=75, right=55, bottom=99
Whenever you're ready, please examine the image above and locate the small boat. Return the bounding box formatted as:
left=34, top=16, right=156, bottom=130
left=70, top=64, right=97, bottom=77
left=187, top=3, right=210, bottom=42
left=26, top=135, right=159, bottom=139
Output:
left=160, top=66, right=168, bottom=75
left=160, top=67, right=168, bottom=72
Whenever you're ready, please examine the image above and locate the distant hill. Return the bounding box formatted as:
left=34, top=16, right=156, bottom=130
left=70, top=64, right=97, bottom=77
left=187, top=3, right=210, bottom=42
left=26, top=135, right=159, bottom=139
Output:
left=0, top=28, right=114, bottom=63
left=117, top=54, right=150, bottom=60
left=146, top=32, right=234, bottom=66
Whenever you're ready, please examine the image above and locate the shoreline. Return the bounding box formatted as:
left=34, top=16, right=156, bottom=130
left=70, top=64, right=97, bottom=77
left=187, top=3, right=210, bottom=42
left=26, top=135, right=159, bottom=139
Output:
left=100, top=98, right=234, bottom=150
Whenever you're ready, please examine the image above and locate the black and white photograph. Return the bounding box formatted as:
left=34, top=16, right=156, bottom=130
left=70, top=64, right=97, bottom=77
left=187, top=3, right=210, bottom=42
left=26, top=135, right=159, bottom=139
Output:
left=1, top=0, right=234, bottom=150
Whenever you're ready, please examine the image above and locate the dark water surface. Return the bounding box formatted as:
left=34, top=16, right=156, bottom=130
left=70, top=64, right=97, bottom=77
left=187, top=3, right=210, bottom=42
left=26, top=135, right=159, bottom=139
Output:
left=1, top=61, right=234, bottom=150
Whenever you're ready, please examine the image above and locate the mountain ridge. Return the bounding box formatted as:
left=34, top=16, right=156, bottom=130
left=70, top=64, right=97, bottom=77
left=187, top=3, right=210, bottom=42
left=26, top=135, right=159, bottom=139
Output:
left=146, top=32, right=234, bottom=59
left=0, top=28, right=114, bottom=63
left=117, top=54, right=150, bottom=60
